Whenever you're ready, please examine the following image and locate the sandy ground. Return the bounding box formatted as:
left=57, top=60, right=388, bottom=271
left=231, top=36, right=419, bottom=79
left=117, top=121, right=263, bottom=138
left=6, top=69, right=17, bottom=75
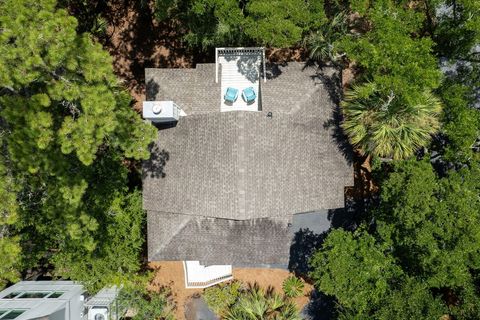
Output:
left=149, top=262, right=313, bottom=319
left=101, top=0, right=193, bottom=111
left=149, top=262, right=203, bottom=319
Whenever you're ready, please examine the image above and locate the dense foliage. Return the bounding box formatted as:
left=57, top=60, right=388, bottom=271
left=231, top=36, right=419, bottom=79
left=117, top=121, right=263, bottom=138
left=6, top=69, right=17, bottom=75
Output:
left=203, top=281, right=301, bottom=320
left=154, top=0, right=327, bottom=48
left=118, top=276, right=174, bottom=320
left=0, top=152, right=21, bottom=288
left=307, top=1, right=480, bottom=319
left=331, top=1, right=443, bottom=159
left=0, top=1, right=478, bottom=319
left=340, top=5, right=441, bottom=105
left=431, top=0, right=480, bottom=60
left=341, top=83, right=442, bottom=159
left=203, top=281, right=243, bottom=315
left=436, top=66, right=480, bottom=163
left=304, top=12, right=347, bottom=63
left=0, top=0, right=156, bottom=291
left=311, top=160, right=480, bottom=319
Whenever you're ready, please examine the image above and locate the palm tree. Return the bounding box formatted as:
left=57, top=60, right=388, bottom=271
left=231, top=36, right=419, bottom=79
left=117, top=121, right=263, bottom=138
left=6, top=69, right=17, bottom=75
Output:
left=224, top=284, right=301, bottom=320
left=282, top=276, right=305, bottom=298
left=341, top=83, right=442, bottom=160
left=304, top=12, right=347, bottom=63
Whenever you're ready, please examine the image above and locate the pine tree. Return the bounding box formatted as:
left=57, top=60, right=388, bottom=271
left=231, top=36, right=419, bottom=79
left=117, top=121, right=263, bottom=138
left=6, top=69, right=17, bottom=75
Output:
left=0, top=0, right=156, bottom=289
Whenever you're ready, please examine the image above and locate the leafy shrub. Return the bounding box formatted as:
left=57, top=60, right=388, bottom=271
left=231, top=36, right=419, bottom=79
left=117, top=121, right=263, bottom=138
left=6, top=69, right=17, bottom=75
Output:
left=225, top=283, right=300, bottom=320
left=118, top=276, right=175, bottom=320
left=203, top=281, right=242, bottom=315
left=282, top=276, right=304, bottom=298
left=204, top=281, right=301, bottom=319
left=304, top=12, right=347, bottom=64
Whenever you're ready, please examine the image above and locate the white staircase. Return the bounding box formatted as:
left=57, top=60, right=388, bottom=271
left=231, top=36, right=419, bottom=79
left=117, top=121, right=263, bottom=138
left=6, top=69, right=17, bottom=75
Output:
left=183, top=261, right=233, bottom=288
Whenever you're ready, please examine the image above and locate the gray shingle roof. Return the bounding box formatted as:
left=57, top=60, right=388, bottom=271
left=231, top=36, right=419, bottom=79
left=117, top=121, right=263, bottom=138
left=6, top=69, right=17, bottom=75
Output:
left=146, top=62, right=323, bottom=115
left=143, top=62, right=353, bottom=265
left=143, top=110, right=351, bottom=220
left=148, top=211, right=292, bottom=266
left=146, top=64, right=220, bottom=115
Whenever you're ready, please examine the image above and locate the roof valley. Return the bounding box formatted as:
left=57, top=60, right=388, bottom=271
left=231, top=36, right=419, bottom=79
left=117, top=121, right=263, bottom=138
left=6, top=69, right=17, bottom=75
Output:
left=144, top=62, right=354, bottom=265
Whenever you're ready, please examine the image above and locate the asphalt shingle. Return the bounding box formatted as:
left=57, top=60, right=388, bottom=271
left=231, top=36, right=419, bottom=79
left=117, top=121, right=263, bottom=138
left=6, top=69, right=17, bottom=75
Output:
left=143, top=62, right=353, bottom=265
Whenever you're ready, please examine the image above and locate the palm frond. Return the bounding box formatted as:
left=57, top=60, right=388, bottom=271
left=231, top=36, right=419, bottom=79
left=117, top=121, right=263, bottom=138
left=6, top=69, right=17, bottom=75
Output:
left=341, top=84, right=442, bottom=159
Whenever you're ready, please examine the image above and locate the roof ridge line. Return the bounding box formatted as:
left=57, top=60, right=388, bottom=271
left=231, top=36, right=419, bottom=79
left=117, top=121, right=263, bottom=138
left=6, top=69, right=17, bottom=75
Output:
left=148, top=209, right=297, bottom=221
left=236, top=112, right=247, bottom=219
left=153, top=215, right=192, bottom=256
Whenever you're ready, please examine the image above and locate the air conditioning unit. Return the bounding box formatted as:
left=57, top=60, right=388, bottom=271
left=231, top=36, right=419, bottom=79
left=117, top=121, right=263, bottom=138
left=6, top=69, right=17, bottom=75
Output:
left=84, top=286, right=123, bottom=320
left=88, top=307, right=109, bottom=320
left=143, top=101, right=185, bottom=123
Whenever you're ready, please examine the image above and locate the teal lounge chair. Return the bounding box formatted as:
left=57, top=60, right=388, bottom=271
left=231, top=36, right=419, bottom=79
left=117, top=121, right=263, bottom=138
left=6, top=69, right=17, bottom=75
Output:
left=224, top=87, right=239, bottom=103
left=242, top=87, right=256, bottom=103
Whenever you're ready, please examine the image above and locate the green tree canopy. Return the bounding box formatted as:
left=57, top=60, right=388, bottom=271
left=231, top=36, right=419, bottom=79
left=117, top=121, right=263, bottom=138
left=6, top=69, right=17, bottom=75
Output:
left=0, top=0, right=156, bottom=290
left=332, top=2, right=443, bottom=159
left=341, top=83, right=442, bottom=159
left=438, top=82, right=479, bottom=162
left=157, top=0, right=326, bottom=49
left=0, top=157, right=21, bottom=287
left=243, top=0, right=324, bottom=47
left=339, top=4, right=441, bottom=106
left=431, top=0, right=480, bottom=60
left=435, top=63, right=480, bottom=163
left=310, top=160, right=480, bottom=319
left=0, top=0, right=155, bottom=167
left=310, top=228, right=401, bottom=314
left=376, top=161, right=480, bottom=289
left=52, top=190, right=146, bottom=292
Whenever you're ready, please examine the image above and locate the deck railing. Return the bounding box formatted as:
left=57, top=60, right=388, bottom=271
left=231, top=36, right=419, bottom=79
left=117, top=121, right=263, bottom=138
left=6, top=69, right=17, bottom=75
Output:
left=215, top=47, right=266, bottom=83
left=185, top=274, right=233, bottom=288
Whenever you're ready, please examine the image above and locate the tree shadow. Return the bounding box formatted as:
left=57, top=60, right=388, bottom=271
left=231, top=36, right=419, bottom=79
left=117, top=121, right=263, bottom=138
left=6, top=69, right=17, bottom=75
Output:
left=328, top=207, right=358, bottom=231
left=143, top=144, right=169, bottom=179
left=290, top=209, right=359, bottom=320
left=236, top=55, right=261, bottom=83
left=288, top=228, right=329, bottom=276
left=318, top=67, right=354, bottom=165
left=95, top=0, right=195, bottom=108
left=301, top=290, right=338, bottom=320
left=264, top=62, right=285, bottom=80
left=145, top=78, right=160, bottom=100
left=288, top=208, right=359, bottom=277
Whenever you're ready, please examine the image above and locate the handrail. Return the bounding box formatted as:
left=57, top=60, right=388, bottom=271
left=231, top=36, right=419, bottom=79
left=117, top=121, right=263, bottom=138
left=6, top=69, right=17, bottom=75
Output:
left=215, top=48, right=219, bottom=83
left=183, top=261, right=233, bottom=288
left=186, top=274, right=233, bottom=288
left=216, top=47, right=267, bottom=84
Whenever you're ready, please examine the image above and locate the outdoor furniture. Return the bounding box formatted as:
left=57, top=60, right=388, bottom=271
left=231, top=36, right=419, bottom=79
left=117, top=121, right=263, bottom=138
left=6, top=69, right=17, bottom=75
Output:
left=224, top=87, right=239, bottom=103
left=242, top=87, right=256, bottom=103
